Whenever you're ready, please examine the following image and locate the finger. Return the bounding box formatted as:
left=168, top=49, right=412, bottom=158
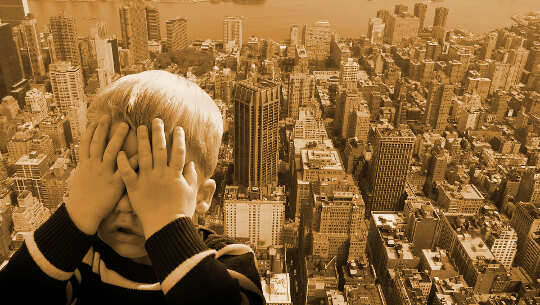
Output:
left=103, top=122, right=130, bottom=167
left=117, top=151, right=138, bottom=190
left=184, top=161, right=197, bottom=187
left=79, top=122, right=98, bottom=161
left=168, top=126, right=186, bottom=172
left=89, top=115, right=111, bottom=161
left=113, top=154, right=138, bottom=180
left=137, top=125, right=152, bottom=172
left=152, top=118, right=168, bottom=169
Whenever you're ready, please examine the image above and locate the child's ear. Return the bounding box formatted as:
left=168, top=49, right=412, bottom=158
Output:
left=196, top=178, right=216, bottom=214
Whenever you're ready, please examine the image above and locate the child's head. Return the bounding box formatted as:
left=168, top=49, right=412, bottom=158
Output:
left=88, top=70, right=223, bottom=260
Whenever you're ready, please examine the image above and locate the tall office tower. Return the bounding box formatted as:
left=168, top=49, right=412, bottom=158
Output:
left=12, top=190, right=50, bottom=233
left=340, top=58, right=359, bottom=86
left=24, top=88, right=48, bottom=125
left=43, top=157, right=72, bottom=211
left=40, top=113, right=68, bottom=153
left=311, top=176, right=366, bottom=262
left=521, top=232, right=540, bottom=278
left=336, top=91, right=366, bottom=139
left=145, top=6, right=161, bottom=41
left=234, top=80, right=280, bottom=188
left=223, top=16, right=243, bottom=51
left=294, top=45, right=309, bottom=73
left=394, top=4, right=408, bottom=15
left=525, top=45, right=540, bottom=71
left=302, top=20, right=332, bottom=61
left=483, top=32, right=498, bottom=60
left=0, top=22, right=25, bottom=99
left=18, top=16, right=46, bottom=80
left=0, top=0, right=28, bottom=24
left=363, top=128, right=415, bottom=212
left=290, top=24, right=300, bottom=46
left=414, top=3, right=428, bottom=32
left=511, top=202, right=540, bottom=266
left=92, top=22, right=115, bottom=90
left=48, top=15, right=80, bottom=67
left=119, top=0, right=149, bottom=63
left=223, top=185, right=285, bottom=248
left=288, top=24, right=300, bottom=58
left=287, top=73, right=311, bottom=120
left=424, top=81, right=454, bottom=132
left=13, top=151, right=49, bottom=203
left=433, top=7, right=449, bottom=28
left=351, top=107, right=370, bottom=145
left=516, top=169, right=540, bottom=207
left=293, top=109, right=327, bottom=140
left=7, top=128, right=33, bottom=164
left=166, top=17, right=188, bottom=52
left=367, top=17, right=385, bottom=44
left=506, top=48, right=530, bottom=87
left=49, top=62, right=87, bottom=142
left=384, top=13, right=420, bottom=45
left=487, top=61, right=510, bottom=94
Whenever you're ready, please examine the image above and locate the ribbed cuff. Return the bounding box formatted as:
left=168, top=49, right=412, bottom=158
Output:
left=34, top=204, right=93, bottom=272
left=145, top=217, right=209, bottom=281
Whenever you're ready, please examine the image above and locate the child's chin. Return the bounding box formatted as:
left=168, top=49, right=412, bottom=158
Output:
left=110, top=241, right=147, bottom=259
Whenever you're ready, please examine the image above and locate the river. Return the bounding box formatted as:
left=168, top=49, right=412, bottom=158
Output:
left=28, top=0, right=540, bottom=41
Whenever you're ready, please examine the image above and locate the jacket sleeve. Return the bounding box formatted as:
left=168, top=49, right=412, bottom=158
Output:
left=0, top=204, right=93, bottom=304
left=145, top=217, right=265, bottom=305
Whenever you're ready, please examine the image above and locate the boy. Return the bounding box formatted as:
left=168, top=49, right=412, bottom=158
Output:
left=0, top=71, right=264, bottom=305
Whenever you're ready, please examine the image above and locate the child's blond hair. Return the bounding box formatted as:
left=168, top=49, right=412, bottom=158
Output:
left=89, top=70, right=223, bottom=178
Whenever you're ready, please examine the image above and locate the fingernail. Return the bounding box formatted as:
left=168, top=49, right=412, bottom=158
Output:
left=119, top=122, right=129, bottom=130
left=137, top=125, right=147, bottom=134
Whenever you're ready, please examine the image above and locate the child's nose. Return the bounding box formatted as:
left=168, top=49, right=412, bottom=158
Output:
left=114, top=193, right=134, bottom=214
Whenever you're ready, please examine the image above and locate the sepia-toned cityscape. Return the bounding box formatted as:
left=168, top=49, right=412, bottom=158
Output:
left=0, top=0, right=540, bottom=304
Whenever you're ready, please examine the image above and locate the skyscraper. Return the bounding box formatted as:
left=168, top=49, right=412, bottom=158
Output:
left=13, top=151, right=49, bottom=203
left=234, top=79, right=280, bottom=187
left=145, top=6, right=161, bottom=41
left=223, top=16, right=243, bottom=51
left=483, top=32, right=498, bottom=60
left=0, top=0, right=29, bottom=24
left=302, top=20, right=332, bottom=61
left=18, top=15, right=46, bottom=80
left=384, top=12, right=420, bottom=45
left=434, top=7, right=449, bottom=28
left=92, top=22, right=115, bottom=90
left=340, top=58, right=359, bottom=86
left=49, top=62, right=87, bottom=142
left=290, top=24, right=300, bottom=46
left=367, top=17, right=385, bottom=44
left=363, top=128, right=415, bottom=212
left=48, top=15, right=80, bottom=67
left=0, top=22, right=25, bottom=98
left=287, top=73, right=311, bottom=120
left=424, top=81, right=454, bottom=132
left=413, top=3, right=427, bottom=32
left=119, top=0, right=149, bottom=63
left=335, top=91, right=366, bottom=139
left=223, top=185, right=285, bottom=248
left=166, top=17, right=188, bottom=52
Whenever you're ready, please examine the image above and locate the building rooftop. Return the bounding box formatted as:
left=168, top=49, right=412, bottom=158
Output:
left=460, top=236, right=495, bottom=261
left=375, top=127, right=416, bottom=140
left=261, top=273, right=292, bottom=304
left=15, top=151, right=47, bottom=166
left=440, top=183, right=484, bottom=201
left=421, top=248, right=456, bottom=273
left=372, top=212, right=415, bottom=260
left=301, top=149, right=343, bottom=171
